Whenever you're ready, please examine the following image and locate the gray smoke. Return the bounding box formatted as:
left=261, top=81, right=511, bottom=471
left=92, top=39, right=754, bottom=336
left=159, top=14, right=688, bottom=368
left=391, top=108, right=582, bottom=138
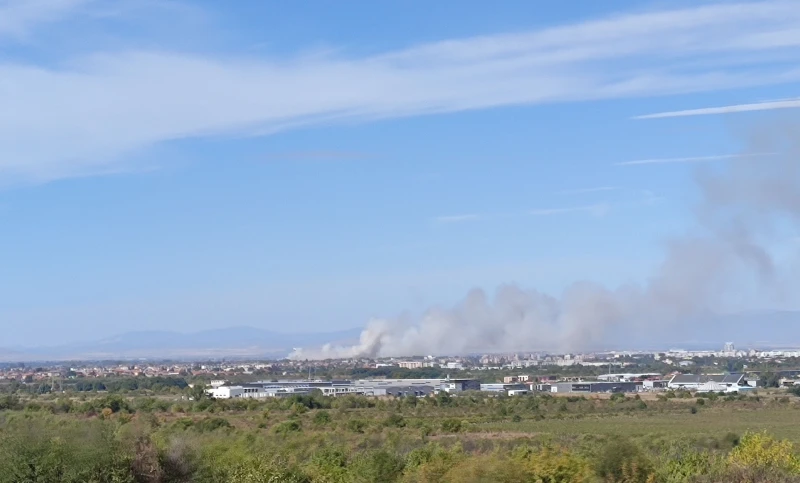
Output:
left=290, top=126, right=800, bottom=360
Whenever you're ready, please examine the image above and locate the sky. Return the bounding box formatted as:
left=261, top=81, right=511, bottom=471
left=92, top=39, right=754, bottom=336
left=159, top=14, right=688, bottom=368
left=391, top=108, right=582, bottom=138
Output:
left=2, top=0, right=800, bottom=347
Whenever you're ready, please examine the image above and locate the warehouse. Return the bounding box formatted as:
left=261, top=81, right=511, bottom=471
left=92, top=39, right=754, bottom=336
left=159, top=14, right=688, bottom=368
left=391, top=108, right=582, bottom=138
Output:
left=207, top=377, right=481, bottom=399
left=207, top=384, right=314, bottom=399
left=667, top=373, right=748, bottom=392
left=481, top=383, right=528, bottom=393
left=550, top=381, right=641, bottom=393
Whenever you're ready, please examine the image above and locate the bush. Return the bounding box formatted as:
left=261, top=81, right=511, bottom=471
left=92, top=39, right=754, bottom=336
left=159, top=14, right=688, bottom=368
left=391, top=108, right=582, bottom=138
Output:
left=195, top=417, right=232, bottom=432
left=440, top=418, right=462, bottom=433
left=312, top=409, right=331, bottom=426
left=594, top=439, right=654, bottom=483
left=346, top=419, right=368, bottom=433
left=728, top=431, right=800, bottom=473
left=273, top=420, right=302, bottom=435
left=384, top=413, right=406, bottom=428
left=350, top=450, right=405, bottom=482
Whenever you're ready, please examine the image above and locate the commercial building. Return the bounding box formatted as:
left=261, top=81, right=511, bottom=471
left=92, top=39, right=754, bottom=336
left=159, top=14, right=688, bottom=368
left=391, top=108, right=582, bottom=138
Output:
left=440, top=379, right=481, bottom=393
left=207, top=377, right=481, bottom=399
left=550, top=381, right=641, bottom=393
left=642, top=380, right=669, bottom=390
left=667, top=373, right=747, bottom=392
left=207, top=384, right=314, bottom=399
left=481, top=383, right=529, bottom=393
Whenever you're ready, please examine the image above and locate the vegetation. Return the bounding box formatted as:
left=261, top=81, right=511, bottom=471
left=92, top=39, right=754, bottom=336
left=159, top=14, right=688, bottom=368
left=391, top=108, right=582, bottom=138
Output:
left=1, top=386, right=800, bottom=482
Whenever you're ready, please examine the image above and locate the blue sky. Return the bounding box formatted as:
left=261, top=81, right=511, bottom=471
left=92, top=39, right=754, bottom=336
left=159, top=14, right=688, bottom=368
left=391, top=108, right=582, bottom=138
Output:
left=2, top=0, right=800, bottom=346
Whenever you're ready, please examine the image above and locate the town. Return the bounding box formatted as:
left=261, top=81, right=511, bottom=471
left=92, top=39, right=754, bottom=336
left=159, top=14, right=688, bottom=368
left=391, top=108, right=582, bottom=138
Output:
left=4, top=342, right=800, bottom=398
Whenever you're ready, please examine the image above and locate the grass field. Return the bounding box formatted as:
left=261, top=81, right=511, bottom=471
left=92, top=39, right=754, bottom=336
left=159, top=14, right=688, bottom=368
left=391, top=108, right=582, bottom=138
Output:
left=4, top=389, right=800, bottom=482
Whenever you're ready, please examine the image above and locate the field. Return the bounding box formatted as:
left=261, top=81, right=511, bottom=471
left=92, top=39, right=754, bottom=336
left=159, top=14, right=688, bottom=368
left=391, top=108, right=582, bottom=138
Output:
left=2, top=389, right=800, bottom=482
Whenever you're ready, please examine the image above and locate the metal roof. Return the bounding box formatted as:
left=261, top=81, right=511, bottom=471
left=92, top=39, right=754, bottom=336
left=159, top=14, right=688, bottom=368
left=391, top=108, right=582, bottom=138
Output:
left=670, top=373, right=744, bottom=384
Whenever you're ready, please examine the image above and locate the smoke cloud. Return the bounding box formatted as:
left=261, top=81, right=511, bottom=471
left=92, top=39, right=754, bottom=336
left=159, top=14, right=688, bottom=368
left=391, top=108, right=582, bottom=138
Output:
left=290, top=126, right=800, bottom=360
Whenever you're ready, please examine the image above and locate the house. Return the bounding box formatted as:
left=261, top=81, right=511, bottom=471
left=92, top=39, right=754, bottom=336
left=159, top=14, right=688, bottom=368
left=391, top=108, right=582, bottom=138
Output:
left=667, top=373, right=747, bottom=392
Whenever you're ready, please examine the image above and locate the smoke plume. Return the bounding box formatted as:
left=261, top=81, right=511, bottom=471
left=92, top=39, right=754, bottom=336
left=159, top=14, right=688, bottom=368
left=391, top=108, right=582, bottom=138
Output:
left=290, top=126, right=800, bottom=360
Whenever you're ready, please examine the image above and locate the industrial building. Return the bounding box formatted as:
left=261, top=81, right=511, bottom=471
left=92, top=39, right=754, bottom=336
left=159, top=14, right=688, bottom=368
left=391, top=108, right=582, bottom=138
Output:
left=667, top=373, right=748, bottom=392
left=642, top=380, right=670, bottom=390
left=550, top=381, right=641, bottom=393
left=207, top=377, right=481, bottom=399
left=207, top=384, right=314, bottom=399
left=481, top=383, right=529, bottom=393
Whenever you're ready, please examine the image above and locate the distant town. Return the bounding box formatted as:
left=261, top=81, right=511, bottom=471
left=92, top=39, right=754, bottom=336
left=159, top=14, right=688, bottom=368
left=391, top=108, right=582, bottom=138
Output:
left=3, top=342, right=800, bottom=399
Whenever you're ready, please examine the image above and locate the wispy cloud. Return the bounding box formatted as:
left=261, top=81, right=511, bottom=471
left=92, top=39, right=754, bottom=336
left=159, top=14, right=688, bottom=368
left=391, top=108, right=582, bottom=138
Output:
left=616, top=152, right=777, bottom=166
left=435, top=203, right=611, bottom=223
left=557, top=187, right=618, bottom=195
left=530, top=203, right=610, bottom=217
left=6, top=1, right=800, bottom=180
left=434, top=214, right=482, bottom=224
left=0, top=0, right=90, bottom=40
left=634, top=98, right=800, bottom=119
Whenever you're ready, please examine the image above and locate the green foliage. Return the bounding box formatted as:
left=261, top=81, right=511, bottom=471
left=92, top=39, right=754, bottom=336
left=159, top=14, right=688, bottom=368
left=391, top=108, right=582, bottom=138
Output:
left=728, top=431, right=800, bottom=473
left=384, top=412, right=406, bottom=428
left=349, top=450, right=405, bottom=482
left=440, top=418, right=462, bottom=433
left=273, top=419, right=302, bottom=435
left=195, top=417, right=232, bottom=432
left=594, top=438, right=654, bottom=483
left=0, top=418, right=133, bottom=483
left=346, top=418, right=368, bottom=433
left=1, top=386, right=800, bottom=482
left=313, top=409, right=332, bottom=426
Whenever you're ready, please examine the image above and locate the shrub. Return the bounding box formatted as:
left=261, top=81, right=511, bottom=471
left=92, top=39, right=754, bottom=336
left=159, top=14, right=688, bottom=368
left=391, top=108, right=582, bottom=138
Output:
left=273, top=420, right=302, bottom=435
left=195, top=417, right=232, bottom=432
left=440, top=418, right=462, bottom=433
left=384, top=413, right=406, bottom=428
left=350, top=450, right=405, bottom=482
left=728, top=431, right=800, bottom=473
left=312, top=410, right=331, bottom=426
left=346, top=419, right=367, bottom=433
left=594, top=439, right=654, bottom=483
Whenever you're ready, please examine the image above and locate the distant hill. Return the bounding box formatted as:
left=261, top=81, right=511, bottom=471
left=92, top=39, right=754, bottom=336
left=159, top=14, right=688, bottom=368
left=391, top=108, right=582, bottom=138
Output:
left=3, top=309, right=800, bottom=362
left=0, top=326, right=363, bottom=362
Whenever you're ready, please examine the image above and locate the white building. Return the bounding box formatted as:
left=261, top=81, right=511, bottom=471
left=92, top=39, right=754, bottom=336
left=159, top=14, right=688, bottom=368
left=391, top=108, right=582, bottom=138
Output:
left=667, top=373, right=747, bottom=392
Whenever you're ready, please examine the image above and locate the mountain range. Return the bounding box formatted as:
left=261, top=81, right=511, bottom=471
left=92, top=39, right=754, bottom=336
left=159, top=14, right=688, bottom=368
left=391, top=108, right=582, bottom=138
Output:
left=3, top=309, right=800, bottom=362
left=0, top=326, right=363, bottom=362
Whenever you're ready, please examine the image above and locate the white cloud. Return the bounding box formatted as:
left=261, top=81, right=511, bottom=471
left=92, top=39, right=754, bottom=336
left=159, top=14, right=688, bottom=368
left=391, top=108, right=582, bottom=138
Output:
left=634, top=98, right=800, bottom=119
left=435, top=203, right=611, bottom=223
left=616, top=152, right=777, bottom=166
left=5, top=1, right=800, bottom=180
left=0, top=0, right=89, bottom=40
